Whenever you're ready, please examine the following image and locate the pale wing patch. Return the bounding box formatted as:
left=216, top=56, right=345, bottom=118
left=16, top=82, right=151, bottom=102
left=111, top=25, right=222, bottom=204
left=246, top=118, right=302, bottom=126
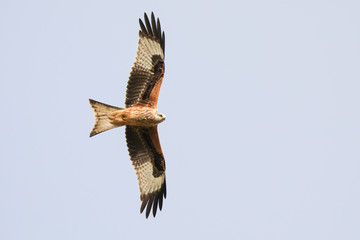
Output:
left=134, top=160, right=165, bottom=196
left=140, top=36, right=164, bottom=59
left=136, top=34, right=164, bottom=70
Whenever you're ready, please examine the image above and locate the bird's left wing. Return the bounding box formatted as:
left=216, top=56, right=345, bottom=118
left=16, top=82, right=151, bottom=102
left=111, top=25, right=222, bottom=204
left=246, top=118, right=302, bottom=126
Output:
left=125, top=126, right=166, bottom=218
left=125, top=12, right=165, bottom=108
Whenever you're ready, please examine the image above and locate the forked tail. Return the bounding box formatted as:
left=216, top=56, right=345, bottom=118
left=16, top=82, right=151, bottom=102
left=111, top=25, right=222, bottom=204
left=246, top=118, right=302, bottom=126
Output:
left=89, top=99, right=123, bottom=137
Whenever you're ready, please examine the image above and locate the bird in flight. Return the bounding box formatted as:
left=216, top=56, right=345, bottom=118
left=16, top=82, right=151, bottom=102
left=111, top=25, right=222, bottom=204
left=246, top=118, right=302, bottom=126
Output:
left=89, top=12, right=166, bottom=218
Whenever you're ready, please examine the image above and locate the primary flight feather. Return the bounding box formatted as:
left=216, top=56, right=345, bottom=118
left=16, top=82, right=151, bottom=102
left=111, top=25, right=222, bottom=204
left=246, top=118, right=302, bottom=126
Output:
left=89, top=12, right=166, bottom=218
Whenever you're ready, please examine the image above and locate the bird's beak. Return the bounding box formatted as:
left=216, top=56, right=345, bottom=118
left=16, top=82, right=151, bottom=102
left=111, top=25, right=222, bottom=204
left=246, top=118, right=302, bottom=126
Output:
left=162, top=115, right=166, bottom=120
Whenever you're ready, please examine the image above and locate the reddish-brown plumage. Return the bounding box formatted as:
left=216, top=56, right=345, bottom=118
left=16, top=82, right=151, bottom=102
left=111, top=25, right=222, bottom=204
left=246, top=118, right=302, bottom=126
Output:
left=148, top=126, right=164, bottom=158
left=108, top=106, right=165, bottom=127
left=148, top=76, right=164, bottom=108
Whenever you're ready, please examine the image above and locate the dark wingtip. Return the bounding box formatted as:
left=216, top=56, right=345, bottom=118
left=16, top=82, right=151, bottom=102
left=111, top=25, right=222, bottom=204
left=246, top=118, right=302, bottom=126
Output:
left=139, top=18, right=147, bottom=34
left=151, top=12, right=156, bottom=35
left=145, top=197, right=154, bottom=218
left=162, top=31, right=165, bottom=53
left=163, top=179, right=167, bottom=198
left=138, top=12, right=165, bottom=53
left=140, top=196, right=148, bottom=214
left=143, top=12, right=153, bottom=36
left=152, top=194, right=159, bottom=217
left=151, top=12, right=155, bottom=21
left=139, top=178, right=166, bottom=218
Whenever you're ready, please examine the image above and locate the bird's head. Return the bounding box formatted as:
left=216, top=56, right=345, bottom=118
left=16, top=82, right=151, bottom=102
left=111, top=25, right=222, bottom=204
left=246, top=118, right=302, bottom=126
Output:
left=155, top=111, right=166, bottom=123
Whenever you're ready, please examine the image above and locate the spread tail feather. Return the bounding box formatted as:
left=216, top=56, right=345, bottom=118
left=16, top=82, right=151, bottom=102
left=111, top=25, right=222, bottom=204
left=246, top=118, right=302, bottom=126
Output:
left=89, top=99, right=123, bottom=137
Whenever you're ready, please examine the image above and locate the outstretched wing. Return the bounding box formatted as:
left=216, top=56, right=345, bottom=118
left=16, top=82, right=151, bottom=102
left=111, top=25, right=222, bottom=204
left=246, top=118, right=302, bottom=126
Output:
left=125, top=126, right=166, bottom=218
left=125, top=12, right=165, bottom=108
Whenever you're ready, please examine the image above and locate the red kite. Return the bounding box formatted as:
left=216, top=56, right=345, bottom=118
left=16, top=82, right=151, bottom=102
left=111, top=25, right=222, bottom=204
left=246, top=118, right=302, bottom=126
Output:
left=89, top=12, right=166, bottom=218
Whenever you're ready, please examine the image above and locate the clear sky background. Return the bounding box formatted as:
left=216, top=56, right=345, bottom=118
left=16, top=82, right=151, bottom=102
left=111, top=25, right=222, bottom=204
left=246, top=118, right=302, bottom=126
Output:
left=1, top=0, right=360, bottom=239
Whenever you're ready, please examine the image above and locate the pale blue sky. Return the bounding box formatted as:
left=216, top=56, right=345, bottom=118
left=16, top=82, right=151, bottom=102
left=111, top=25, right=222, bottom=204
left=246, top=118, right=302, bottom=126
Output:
left=1, top=0, right=360, bottom=239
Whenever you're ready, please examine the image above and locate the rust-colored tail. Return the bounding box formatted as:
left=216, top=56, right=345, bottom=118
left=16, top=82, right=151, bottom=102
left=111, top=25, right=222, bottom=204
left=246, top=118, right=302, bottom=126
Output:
left=89, top=99, right=123, bottom=137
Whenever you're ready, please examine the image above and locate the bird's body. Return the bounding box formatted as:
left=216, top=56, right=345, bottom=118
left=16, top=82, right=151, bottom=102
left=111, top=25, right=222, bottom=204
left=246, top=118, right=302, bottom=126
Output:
left=110, top=105, right=165, bottom=127
left=89, top=12, right=167, bottom=218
